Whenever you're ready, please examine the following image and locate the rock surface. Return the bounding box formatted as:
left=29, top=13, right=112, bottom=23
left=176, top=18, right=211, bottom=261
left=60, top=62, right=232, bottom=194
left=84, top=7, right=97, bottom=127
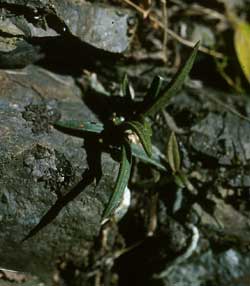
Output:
left=0, top=0, right=136, bottom=67
left=156, top=85, right=250, bottom=285
left=0, top=66, right=118, bottom=284
left=165, top=249, right=250, bottom=286
left=115, top=82, right=250, bottom=285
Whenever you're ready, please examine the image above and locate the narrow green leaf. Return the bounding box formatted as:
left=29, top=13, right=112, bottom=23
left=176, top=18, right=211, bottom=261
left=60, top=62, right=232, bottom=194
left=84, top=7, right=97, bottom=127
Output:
left=131, top=143, right=167, bottom=171
left=144, top=42, right=199, bottom=117
left=54, top=120, right=104, bottom=134
left=174, top=171, right=196, bottom=193
left=167, top=132, right=181, bottom=173
left=174, top=173, right=185, bottom=188
left=122, top=73, right=133, bottom=99
left=123, top=118, right=152, bottom=157
left=102, top=143, right=132, bottom=219
left=143, top=75, right=164, bottom=106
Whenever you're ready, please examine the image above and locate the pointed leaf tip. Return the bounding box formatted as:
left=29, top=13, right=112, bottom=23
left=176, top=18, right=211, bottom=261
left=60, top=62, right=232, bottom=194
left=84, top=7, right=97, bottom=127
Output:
left=102, top=143, right=132, bottom=219
left=54, top=120, right=104, bottom=134
left=144, top=42, right=199, bottom=117
left=167, top=132, right=181, bottom=173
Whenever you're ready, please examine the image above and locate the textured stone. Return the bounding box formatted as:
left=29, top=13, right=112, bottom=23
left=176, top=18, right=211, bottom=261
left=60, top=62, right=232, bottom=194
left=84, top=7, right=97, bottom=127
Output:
left=0, top=0, right=136, bottom=53
left=0, top=66, right=118, bottom=283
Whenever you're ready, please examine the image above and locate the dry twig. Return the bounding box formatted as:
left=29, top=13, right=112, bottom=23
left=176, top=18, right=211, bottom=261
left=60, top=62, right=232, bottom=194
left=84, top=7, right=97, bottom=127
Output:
left=123, top=0, right=224, bottom=59
left=161, top=0, right=168, bottom=62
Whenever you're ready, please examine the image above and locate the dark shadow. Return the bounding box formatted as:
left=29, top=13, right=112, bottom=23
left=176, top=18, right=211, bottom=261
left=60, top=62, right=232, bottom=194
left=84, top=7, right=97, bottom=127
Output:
left=22, top=126, right=104, bottom=242
left=84, top=135, right=103, bottom=186
left=22, top=169, right=95, bottom=242
left=0, top=35, right=122, bottom=74
left=54, top=125, right=103, bottom=183
left=0, top=3, right=123, bottom=74
left=32, top=35, right=121, bottom=76
left=76, top=81, right=140, bottom=125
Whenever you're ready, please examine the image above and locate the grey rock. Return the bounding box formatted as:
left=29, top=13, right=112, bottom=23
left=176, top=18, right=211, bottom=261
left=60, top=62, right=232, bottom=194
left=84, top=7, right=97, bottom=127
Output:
left=190, top=112, right=250, bottom=165
left=0, top=40, right=43, bottom=68
left=0, top=18, right=25, bottom=37
left=164, top=249, right=250, bottom=286
left=54, top=1, right=136, bottom=53
left=168, top=86, right=250, bottom=166
left=227, top=168, right=250, bottom=187
left=222, top=0, right=245, bottom=9
left=0, top=0, right=50, bottom=10
left=0, top=66, right=118, bottom=284
left=0, top=0, right=136, bottom=53
left=192, top=197, right=250, bottom=239
left=191, top=24, right=216, bottom=48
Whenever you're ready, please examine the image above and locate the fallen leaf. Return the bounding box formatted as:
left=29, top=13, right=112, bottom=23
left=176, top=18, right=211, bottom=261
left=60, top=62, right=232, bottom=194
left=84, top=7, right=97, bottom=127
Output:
left=234, top=20, right=250, bottom=82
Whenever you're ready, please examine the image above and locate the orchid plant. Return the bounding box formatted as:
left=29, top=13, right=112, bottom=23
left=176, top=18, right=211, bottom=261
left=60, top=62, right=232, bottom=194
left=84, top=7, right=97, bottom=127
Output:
left=55, top=42, right=199, bottom=221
